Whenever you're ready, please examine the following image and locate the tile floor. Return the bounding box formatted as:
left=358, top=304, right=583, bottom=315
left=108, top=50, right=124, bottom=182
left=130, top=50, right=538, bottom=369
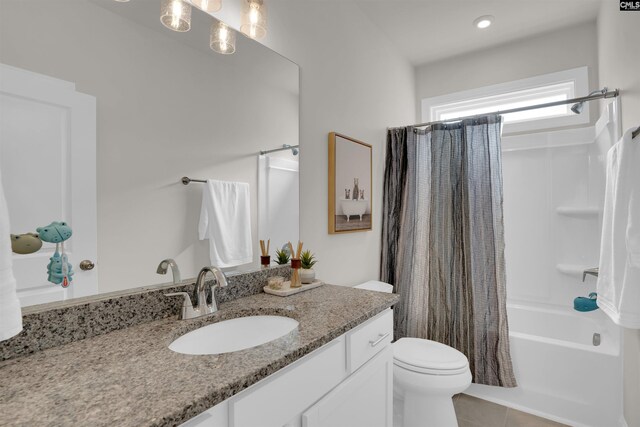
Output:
left=454, top=394, right=569, bottom=427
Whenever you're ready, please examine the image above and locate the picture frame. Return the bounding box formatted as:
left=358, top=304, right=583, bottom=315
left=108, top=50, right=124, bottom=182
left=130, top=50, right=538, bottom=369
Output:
left=328, top=132, right=372, bottom=234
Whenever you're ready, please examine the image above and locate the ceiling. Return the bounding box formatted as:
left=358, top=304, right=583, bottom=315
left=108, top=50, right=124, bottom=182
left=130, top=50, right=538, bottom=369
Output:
left=353, top=0, right=601, bottom=65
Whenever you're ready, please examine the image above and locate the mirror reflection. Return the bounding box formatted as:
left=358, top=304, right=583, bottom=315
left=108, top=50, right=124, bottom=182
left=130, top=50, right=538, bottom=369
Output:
left=0, top=0, right=300, bottom=306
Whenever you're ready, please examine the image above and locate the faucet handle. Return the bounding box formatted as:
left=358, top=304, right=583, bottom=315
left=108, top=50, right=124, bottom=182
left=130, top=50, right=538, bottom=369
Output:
left=164, top=292, right=195, bottom=319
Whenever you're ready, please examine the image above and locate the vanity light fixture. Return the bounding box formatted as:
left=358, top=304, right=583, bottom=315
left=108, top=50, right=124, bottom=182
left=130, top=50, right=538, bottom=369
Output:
left=191, top=0, right=222, bottom=13
left=161, top=0, right=192, bottom=32
left=210, top=20, right=236, bottom=54
left=113, top=0, right=130, bottom=2
left=240, top=0, right=267, bottom=40
left=473, top=15, right=494, bottom=29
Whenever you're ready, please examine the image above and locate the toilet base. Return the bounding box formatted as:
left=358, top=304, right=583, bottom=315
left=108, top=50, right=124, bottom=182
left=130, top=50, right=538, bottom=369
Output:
left=393, top=364, right=471, bottom=427
left=394, top=393, right=458, bottom=427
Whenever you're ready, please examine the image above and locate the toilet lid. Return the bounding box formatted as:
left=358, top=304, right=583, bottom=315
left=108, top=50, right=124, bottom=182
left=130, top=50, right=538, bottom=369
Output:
left=393, top=338, right=469, bottom=375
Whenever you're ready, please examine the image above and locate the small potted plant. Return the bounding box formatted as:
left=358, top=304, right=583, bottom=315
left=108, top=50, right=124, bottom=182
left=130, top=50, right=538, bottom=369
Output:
left=275, top=247, right=290, bottom=265
left=299, top=249, right=317, bottom=284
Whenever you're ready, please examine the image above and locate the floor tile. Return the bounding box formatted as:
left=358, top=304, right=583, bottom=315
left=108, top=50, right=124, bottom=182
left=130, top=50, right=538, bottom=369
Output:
left=454, top=394, right=508, bottom=427
left=505, top=408, right=569, bottom=427
left=458, top=418, right=486, bottom=427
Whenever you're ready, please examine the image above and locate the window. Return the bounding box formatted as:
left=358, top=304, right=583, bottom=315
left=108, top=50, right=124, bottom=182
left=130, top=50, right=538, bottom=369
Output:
left=422, top=67, right=590, bottom=133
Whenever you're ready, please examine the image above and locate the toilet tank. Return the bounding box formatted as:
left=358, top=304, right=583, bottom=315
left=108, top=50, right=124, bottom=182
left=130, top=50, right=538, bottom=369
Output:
left=354, top=280, right=393, bottom=293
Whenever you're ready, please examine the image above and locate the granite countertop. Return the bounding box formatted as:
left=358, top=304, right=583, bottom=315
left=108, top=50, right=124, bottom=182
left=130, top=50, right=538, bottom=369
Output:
left=0, top=285, right=398, bottom=427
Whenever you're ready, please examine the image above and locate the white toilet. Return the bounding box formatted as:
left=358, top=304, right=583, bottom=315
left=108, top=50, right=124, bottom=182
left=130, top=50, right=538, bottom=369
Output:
left=355, top=281, right=472, bottom=427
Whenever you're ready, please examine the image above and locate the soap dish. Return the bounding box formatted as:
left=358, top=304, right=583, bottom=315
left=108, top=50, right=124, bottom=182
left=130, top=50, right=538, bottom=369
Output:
left=263, top=280, right=324, bottom=297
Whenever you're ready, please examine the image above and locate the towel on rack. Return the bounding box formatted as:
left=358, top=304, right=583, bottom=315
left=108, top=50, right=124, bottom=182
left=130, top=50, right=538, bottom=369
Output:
left=597, top=127, right=640, bottom=329
left=0, top=173, right=22, bottom=341
left=199, top=179, right=253, bottom=268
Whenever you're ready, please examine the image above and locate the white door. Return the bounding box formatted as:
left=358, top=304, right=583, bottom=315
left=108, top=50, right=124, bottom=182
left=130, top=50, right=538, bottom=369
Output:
left=0, top=64, right=97, bottom=306
left=302, top=346, right=393, bottom=427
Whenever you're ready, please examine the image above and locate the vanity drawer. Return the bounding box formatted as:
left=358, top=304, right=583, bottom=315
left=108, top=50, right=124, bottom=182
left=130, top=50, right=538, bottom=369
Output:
left=347, top=309, right=393, bottom=372
left=230, top=336, right=347, bottom=427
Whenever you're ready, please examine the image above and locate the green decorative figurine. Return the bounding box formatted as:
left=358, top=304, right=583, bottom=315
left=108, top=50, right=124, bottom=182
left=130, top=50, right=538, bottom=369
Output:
left=36, top=221, right=74, bottom=288
left=10, top=233, right=43, bottom=254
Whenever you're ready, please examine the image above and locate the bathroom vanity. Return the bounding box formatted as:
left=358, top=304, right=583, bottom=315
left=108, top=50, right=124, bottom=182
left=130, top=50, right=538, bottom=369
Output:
left=184, top=309, right=394, bottom=427
left=0, top=270, right=398, bottom=427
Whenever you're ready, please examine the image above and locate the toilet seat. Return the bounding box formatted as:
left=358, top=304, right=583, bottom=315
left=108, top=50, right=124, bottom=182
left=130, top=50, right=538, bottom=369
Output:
left=393, top=338, right=469, bottom=376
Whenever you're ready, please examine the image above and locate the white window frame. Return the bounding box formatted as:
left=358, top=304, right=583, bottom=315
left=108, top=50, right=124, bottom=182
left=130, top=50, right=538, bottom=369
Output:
left=421, top=67, right=590, bottom=134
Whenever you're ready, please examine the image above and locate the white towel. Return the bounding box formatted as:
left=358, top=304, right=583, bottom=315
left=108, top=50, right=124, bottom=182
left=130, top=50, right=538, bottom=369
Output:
left=597, top=127, right=640, bottom=329
left=0, top=173, right=22, bottom=341
left=199, top=179, right=253, bottom=268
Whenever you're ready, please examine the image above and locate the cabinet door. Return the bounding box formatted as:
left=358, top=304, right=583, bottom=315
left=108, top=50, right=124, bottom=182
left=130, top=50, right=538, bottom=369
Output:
left=179, top=401, right=228, bottom=427
left=231, top=337, right=347, bottom=427
left=302, top=346, right=393, bottom=427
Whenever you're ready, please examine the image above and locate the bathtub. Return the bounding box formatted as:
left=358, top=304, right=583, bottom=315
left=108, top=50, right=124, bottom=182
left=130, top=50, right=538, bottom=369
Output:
left=466, top=303, right=624, bottom=427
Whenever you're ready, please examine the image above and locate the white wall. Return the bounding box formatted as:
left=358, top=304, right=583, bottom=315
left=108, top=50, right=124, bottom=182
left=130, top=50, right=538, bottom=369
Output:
left=244, top=1, right=416, bottom=286
left=0, top=0, right=298, bottom=293
left=415, top=22, right=599, bottom=124
left=597, top=3, right=640, bottom=426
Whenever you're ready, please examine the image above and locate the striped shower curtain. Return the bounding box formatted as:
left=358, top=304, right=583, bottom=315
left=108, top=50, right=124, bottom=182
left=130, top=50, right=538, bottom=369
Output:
left=381, top=115, right=517, bottom=387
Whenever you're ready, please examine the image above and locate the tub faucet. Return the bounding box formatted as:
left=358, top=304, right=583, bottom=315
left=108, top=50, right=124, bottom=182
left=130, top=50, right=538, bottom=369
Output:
left=164, top=266, right=228, bottom=320
left=157, top=258, right=181, bottom=285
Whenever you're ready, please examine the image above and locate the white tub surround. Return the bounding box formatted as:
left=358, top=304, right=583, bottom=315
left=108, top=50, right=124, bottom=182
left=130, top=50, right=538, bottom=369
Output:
left=468, top=304, right=623, bottom=427
left=478, top=106, right=625, bottom=426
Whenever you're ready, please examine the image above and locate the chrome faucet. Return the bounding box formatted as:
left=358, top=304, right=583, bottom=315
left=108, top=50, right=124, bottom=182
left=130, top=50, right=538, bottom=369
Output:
left=164, top=266, right=229, bottom=320
left=157, top=258, right=181, bottom=285
left=195, top=266, right=229, bottom=314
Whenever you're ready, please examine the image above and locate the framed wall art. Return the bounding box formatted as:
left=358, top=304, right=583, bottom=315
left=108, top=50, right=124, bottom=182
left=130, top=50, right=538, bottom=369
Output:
left=328, top=132, right=372, bottom=234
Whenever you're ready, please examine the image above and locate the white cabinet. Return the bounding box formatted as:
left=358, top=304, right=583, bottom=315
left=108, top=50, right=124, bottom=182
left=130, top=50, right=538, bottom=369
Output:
left=230, top=337, right=347, bottom=427
left=181, top=309, right=393, bottom=427
left=302, top=346, right=393, bottom=427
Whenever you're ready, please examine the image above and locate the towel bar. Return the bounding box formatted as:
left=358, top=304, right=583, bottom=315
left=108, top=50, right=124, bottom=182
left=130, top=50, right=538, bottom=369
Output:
left=181, top=177, right=207, bottom=185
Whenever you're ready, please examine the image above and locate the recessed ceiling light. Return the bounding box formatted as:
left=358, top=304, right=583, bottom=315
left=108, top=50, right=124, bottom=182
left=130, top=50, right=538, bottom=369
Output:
left=474, top=15, right=494, bottom=29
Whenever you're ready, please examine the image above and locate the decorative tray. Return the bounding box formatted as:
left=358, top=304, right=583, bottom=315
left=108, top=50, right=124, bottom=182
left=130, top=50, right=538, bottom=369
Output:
left=263, top=280, right=324, bottom=297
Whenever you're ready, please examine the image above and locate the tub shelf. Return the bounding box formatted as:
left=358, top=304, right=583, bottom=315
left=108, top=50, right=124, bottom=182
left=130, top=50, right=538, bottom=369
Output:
left=556, top=264, right=591, bottom=277
left=555, top=206, right=600, bottom=217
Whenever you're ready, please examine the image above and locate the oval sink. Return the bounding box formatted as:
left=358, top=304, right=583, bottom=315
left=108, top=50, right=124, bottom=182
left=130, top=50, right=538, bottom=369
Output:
left=169, top=315, right=299, bottom=355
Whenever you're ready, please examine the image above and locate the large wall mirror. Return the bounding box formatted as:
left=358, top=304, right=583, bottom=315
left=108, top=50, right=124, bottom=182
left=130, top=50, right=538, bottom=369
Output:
left=0, top=0, right=300, bottom=306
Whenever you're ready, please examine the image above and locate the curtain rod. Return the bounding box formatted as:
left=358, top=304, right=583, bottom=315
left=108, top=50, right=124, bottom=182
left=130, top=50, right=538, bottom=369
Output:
left=396, top=88, right=619, bottom=129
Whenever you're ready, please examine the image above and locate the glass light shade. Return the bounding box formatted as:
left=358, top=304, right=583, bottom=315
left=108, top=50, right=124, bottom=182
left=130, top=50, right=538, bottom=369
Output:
left=113, top=0, right=130, bottom=2
left=210, top=21, right=236, bottom=54
left=161, top=0, right=192, bottom=32
left=240, top=0, right=267, bottom=40
left=191, top=0, right=222, bottom=13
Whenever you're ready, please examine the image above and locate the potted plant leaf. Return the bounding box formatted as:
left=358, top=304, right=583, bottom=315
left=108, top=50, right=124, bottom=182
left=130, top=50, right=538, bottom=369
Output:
left=275, top=247, right=291, bottom=265
left=299, top=249, right=317, bottom=284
